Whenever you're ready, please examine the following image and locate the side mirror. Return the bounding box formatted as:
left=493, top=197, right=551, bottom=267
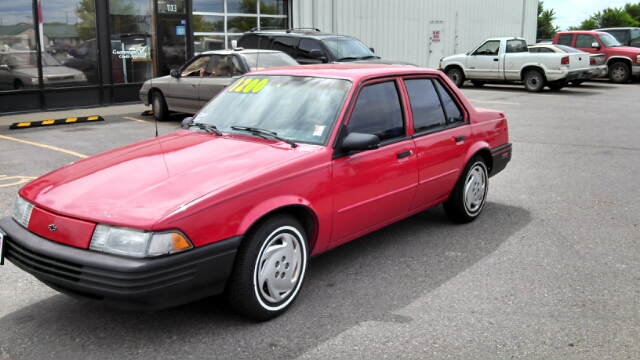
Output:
left=181, top=117, right=193, bottom=128
left=591, top=42, right=600, bottom=49
left=68, top=48, right=77, bottom=57
left=0, top=64, right=10, bottom=71
left=170, top=69, right=181, bottom=78
left=309, top=49, right=327, bottom=62
left=341, top=132, right=380, bottom=152
left=369, top=47, right=375, bottom=53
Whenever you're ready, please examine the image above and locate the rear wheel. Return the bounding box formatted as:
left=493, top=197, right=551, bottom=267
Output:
left=446, top=68, right=465, bottom=88
left=523, top=70, right=545, bottom=92
left=609, top=62, right=630, bottom=84
left=444, top=156, right=488, bottom=224
left=471, top=80, right=486, bottom=87
left=152, top=91, right=170, bottom=121
left=226, top=214, right=308, bottom=321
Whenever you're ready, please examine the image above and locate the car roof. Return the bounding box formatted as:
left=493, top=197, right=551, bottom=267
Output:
left=242, top=28, right=356, bottom=40
left=200, top=49, right=286, bottom=56
left=557, top=30, right=608, bottom=35
left=595, top=27, right=639, bottom=31
left=247, top=64, right=440, bottom=81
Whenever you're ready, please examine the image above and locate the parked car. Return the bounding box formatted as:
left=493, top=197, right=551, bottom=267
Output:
left=553, top=30, right=640, bottom=83
left=0, top=51, right=88, bottom=90
left=139, top=49, right=299, bottom=121
left=439, top=37, right=590, bottom=91
left=237, top=28, right=412, bottom=65
left=596, top=27, right=640, bottom=48
left=528, top=44, right=607, bottom=85
left=0, top=64, right=511, bottom=321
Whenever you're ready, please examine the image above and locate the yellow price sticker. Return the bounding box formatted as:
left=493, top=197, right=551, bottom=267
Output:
left=228, top=78, right=269, bottom=93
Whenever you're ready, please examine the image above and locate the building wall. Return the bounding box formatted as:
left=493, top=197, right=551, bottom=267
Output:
left=291, top=0, right=538, bottom=68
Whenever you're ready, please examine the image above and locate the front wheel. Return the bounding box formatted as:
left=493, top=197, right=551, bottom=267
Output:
left=523, top=70, right=545, bottom=92
left=609, top=62, right=630, bottom=84
left=446, top=68, right=465, bottom=88
left=226, top=214, right=308, bottom=321
left=443, top=156, right=488, bottom=224
left=152, top=91, right=170, bottom=121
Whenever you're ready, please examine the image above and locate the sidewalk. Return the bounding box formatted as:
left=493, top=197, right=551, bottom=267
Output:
left=0, top=103, right=149, bottom=128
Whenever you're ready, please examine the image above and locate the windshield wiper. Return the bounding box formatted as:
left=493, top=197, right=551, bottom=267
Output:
left=188, top=122, right=222, bottom=135
left=335, top=56, right=359, bottom=62
left=359, top=55, right=380, bottom=60
left=231, top=125, right=298, bottom=148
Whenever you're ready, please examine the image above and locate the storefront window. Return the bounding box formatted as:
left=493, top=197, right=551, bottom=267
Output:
left=109, top=0, right=154, bottom=84
left=193, top=0, right=287, bottom=51
left=0, top=0, right=38, bottom=91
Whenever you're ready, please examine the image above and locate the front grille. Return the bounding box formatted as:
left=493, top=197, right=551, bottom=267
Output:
left=6, top=238, right=83, bottom=282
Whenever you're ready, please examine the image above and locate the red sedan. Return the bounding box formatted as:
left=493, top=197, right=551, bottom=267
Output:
left=0, top=64, right=511, bottom=321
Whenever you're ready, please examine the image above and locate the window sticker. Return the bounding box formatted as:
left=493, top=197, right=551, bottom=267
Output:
left=228, top=78, right=269, bottom=93
left=313, top=125, right=325, bottom=137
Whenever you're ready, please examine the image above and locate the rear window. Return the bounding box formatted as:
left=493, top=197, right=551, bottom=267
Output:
left=556, top=34, right=573, bottom=46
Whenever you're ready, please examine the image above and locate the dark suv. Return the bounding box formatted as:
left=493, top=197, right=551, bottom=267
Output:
left=237, top=28, right=411, bottom=65
left=596, top=27, right=640, bottom=48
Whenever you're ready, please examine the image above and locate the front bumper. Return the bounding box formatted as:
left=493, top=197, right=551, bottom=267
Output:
left=139, top=90, right=149, bottom=106
left=632, top=63, right=640, bottom=76
left=0, top=216, right=241, bottom=311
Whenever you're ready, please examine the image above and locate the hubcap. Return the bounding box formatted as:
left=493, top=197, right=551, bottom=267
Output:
left=612, top=67, right=624, bottom=80
left=255, top=228, right=303, bottom=305
left=464, top=164, right=487, bottom=214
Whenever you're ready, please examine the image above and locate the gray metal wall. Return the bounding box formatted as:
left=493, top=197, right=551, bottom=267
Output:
left=291, top=0, right=538, bottom=68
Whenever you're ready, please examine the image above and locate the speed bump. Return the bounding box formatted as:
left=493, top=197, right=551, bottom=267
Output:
left=9, top=115, right=104, bottom=130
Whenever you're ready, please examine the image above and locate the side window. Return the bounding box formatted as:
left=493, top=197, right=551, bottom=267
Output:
left=297, top=39, right=323, bottom=60
left=505, top=39, right=527, bottom=53
left=238, top=35, right=270, bottom=49
left=405, top=79, right=446, bottom=133
left=204, top=55, right=232, bottom=76
left=434, top=81, right=464, bottom=124
left=473, top=40, right=500, bottom=55
left=556, top=34, right=573, bottom=46
left=271, top=36, right=296, bottom=56
left=182, top=55, right=211, bottom=76
left=575, top=34, right=596, bottom=48
left=347, top=81, right=405, bottom=142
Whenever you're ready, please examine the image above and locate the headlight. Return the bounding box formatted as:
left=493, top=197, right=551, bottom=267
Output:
left=89, top=224, right=192, bottom=258
left=12, top=196, right=34, bottom=228
left=75, top=74, right=87, bottom=80
left=29, top=77, right=39, bottom=84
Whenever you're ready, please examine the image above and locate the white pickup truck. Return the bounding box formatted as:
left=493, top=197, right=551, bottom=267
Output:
left=439, top=37, right=590, bottom=92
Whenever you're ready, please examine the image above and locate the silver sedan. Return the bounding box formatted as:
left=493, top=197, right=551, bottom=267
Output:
left=139, top=49, right=299, bottom=121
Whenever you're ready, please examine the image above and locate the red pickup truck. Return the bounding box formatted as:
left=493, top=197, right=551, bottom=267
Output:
left=553, top=30, right=640, bottom=83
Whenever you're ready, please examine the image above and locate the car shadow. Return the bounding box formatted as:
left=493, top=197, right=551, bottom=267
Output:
left=0, top=202, right=531, bottom=358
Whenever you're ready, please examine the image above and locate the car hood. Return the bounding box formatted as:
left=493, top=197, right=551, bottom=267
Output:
left=608, top=46, right=640, bottom=56
left=20, top=131, right=317, bottom=228
left=439, top=53, right=467, bottom=66
left=13, top=66, right=84, bottom=77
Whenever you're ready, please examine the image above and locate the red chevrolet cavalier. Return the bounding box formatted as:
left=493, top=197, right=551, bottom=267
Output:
left=0, top=64, right=511, bottom=321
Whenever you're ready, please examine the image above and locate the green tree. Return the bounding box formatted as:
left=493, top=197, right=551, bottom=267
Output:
left=568, top=19, right=598, bottom=30
left=591, top=7, right=637, bottom=28
left=623, top=3, right=640, bottom=24
left=537, top=1, right=559, bottom=40
left=75, top=0, right=96, bottom=40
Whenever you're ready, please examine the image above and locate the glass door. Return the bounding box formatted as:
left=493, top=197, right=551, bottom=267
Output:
left=158, top=18, right=188, bottom=76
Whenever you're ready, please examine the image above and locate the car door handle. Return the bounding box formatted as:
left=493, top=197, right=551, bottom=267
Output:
left=493, top=58, right=499, bottom=62
left=397, top=150, right=413, bottom=159
left=191, top=84, right=196, bottom=87
left=455, top=136, right=466, bottom=142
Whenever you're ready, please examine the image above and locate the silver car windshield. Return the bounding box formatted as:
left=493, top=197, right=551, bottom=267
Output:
left=193, top=75, right=352, bottom=145
left=242, top=53, right=299, bottom=71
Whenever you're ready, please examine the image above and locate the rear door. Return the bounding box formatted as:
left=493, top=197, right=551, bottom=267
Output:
left=331, top=79, right=418, bottom=243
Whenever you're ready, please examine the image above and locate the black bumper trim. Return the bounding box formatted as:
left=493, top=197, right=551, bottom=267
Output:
left=0, top=217, right=242, bottom=311
left=490, top=143, right=512, bottom=178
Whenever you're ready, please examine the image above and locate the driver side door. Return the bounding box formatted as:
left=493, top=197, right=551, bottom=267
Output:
left=466, top=40, right=501, bottom=80
left=165, top=55, right=210, bottom=113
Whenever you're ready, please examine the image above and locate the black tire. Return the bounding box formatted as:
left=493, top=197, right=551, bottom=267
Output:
left=471, top=80, right=486, bottom=87
left=446, top=68, right=465, bottom=88
left=226, top=214, right=308, bottom=321
left=608, top=62, right=630, bottom=84
left=152, top=91, right=170, bottom=121
left=523, top=70, right=545, bottom=92
left=443, top=156, right=488, bottom=224
left=569, top=80, right=584, bottom=86
left=547, top=80, right=565, bottom=91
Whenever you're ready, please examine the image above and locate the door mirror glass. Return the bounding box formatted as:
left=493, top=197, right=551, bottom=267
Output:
left=591, top=42, right=600, bottom=48
left=341, top=132, right=380, bottom=152
left=170, top=69, right=180, bottom=78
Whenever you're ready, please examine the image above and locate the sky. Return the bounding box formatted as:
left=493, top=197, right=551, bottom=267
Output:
left=542, top=0, right=637, bottom=30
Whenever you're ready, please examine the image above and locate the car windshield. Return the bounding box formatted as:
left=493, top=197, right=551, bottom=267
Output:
left=241, top=52, right=299, bottom=71
left=1, top=52, right=62, bottom=68
left=632, top=29, right=640, bottom=42
left=598, top=33, right=622, bottom=47
left=321, top=37, right=376, bottom=61
left=554, top=45, right=584, bottom=53
left=192, top=75, right=352, bottom=145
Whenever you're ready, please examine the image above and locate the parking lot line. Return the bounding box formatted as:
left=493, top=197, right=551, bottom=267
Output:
left=0, top=134, right=87, bottom=158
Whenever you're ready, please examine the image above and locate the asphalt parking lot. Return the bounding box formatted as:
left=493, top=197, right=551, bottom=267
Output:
left=0, top=79, right=639, bottom=359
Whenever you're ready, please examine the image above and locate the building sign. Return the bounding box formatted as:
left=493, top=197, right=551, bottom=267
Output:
left=112, top=46, right=150, bottom=59
left=432, top=30, right=441, bottom=43
left=176, top=26, right=186, bottom=36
